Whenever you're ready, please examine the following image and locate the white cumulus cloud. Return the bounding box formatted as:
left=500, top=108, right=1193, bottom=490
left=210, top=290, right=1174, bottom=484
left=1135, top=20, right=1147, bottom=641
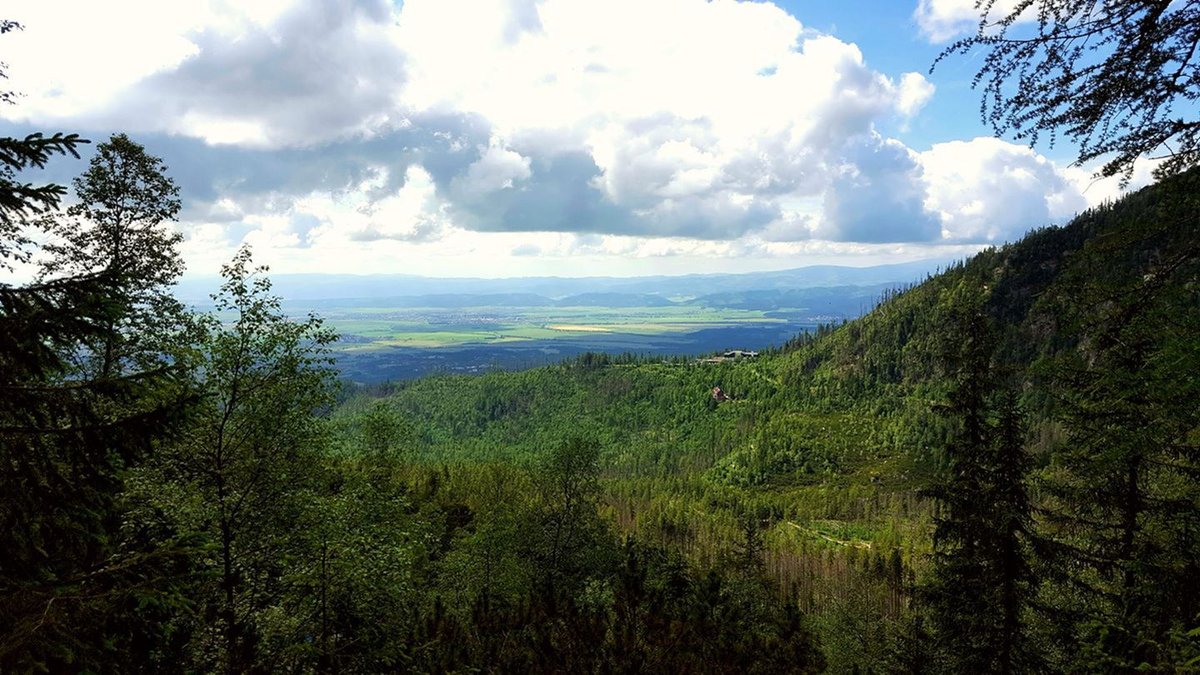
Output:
left=919, top=137, right=1087, bottom=242
left=3, top=0, right=407, bottom=147
left=896, top=72, right=936, bottom=119
left=818, top=134, right=942, bottom=243
left=914, top=0, right=1034, bottom=42
left=451, top=141, right=533, bottom=195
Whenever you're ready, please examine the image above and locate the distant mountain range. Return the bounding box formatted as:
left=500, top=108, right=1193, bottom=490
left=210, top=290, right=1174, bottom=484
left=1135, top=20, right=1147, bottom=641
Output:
left=173, top=258, right=959, bottom=305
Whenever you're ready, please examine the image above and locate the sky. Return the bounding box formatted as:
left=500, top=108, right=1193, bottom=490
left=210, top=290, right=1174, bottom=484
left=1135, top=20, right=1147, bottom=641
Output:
left=0, top=0, right=1162, bottom=279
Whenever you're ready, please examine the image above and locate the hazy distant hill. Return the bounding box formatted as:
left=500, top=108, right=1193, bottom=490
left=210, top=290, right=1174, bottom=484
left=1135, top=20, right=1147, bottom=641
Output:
left=294, top=293, right=558, bottom=309
left=688, top=284, right=896, bottom=313
left=172, top=258, right=957, bottom=305
left=553, top=292, right=677, bottom=307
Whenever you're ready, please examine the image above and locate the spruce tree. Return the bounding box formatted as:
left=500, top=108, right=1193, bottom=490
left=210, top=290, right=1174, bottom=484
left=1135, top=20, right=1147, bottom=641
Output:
left=1, top=24, right=194, bottom=669
left=1036, top=174, right=1200, bottom=671
left=0, top=23, right=86, bottom=272
left=923, top=282, right=1036, bottom=674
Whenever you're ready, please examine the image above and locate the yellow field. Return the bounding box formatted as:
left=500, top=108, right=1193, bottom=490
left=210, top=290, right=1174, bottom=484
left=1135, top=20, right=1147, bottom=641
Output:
left=546, top=324, right=613, bottom=333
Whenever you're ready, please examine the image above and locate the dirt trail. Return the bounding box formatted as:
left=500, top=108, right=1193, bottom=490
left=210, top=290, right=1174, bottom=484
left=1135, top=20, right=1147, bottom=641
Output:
left=785, top=521, right=872, bottom=549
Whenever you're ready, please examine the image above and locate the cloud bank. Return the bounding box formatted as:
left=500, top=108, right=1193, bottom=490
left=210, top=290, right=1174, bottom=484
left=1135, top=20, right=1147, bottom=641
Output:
left=0, top=0, right=1125, bottom=275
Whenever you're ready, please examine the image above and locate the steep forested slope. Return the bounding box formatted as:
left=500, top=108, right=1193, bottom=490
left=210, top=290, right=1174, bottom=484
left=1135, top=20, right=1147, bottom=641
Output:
left=355, top=168, right=1196, bottom=486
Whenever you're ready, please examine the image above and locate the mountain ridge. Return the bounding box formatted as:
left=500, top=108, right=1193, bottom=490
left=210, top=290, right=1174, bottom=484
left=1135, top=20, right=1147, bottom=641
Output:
left=172, top=257, right=960, bottom=303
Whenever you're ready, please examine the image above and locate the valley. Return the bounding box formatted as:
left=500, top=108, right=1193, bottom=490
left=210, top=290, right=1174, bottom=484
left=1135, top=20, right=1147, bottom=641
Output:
left=285, top=283, right=910, bottom=381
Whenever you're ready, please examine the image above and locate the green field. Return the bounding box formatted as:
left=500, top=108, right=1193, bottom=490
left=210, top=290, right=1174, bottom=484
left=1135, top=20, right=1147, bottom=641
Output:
left=317, top=305, right=787, bottom=351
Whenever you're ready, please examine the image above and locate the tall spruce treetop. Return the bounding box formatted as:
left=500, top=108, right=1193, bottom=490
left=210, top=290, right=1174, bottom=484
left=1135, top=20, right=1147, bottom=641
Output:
left=934, top=1, right=1200, bottom=182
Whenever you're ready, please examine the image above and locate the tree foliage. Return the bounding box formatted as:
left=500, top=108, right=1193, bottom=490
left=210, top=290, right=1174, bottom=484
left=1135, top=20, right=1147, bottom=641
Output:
left=152, top=246, right=337, bottom=672
left=39, top=133, right=184, bottom=377
left=0, top=273, right=194, bottom=670
left=0, top=27, right=193, bottom=671
left=1034, top=169, right=1200, bottom=670
left=922, top=283, right=1038, bottom=674
left=935, top=0, right=1200, bottom=182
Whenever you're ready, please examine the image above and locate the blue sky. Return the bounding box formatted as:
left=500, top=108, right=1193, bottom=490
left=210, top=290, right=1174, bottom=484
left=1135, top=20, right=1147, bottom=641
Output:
left=789, top=1, right=981, bottom=147
left=0, top=0, right=1158, bottom=278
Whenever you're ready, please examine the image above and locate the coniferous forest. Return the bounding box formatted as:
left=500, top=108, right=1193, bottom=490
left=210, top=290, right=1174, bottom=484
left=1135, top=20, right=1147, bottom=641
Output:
left=3, top=4, right=1200, bottom=674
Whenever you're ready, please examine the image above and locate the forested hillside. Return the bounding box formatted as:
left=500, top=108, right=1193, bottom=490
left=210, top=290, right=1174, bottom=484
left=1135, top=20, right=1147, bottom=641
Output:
left=331, top=166, right=1200, bottom=671
left=3, top=131, right=1198, bottom=672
